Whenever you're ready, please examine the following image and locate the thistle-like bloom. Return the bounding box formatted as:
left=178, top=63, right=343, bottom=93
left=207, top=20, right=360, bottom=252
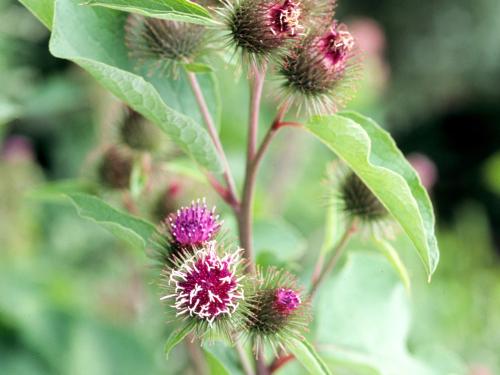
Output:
left=149, top=199, right=222, bottom=268
left=279, top=21, right=361, bottom=114
left=167, top=199, right=221, bottom=246
left=223, top=0, right=304, bottom=62
left=160, top=242, right=245, bottom=338
left=125, top=14, right=208, bottom=77
left=242, top=267, right=309, bottom=353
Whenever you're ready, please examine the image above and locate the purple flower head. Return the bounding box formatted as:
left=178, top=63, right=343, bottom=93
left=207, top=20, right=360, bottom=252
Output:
left=274, top=287, right=301, bottom=315
left=316, top=22, right=355, bottom=74
left=167, top=199, right=221, bottom=246
left=268, top=0, right=303, bottom=38
left=279, top=20, right=360, bottom=114
left=224, top=0, right=305, bottom=61
left=162, top=242, right=244, bottom=325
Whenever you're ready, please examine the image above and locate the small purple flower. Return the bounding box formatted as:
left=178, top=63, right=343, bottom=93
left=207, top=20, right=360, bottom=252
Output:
left=167, top=199, right=221, bottom=246
left=274, top=287, right=301, bottom=315
left=161, top=242, right=244, bottom=325
left=268, top=0, right=302, bottom=37
left=316, top=22, right=355, bottom=74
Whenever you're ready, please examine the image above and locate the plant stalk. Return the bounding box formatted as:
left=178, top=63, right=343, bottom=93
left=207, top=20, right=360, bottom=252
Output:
left=238, top=112, right=284, bottom=273
left=186, top=71, right=239, bottom=210
left=237, top=65, right=268, bottom=271
left=309, top=220, right=357, bottom=297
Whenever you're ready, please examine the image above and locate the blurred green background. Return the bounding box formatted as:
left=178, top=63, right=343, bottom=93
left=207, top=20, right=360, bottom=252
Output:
left=1, top=0, right=499, bottom=374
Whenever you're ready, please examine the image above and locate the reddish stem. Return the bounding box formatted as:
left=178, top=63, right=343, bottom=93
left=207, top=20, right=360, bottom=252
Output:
left=186, top=71, right=240, bottom=211
left=269, top=354, right=294, bottom=373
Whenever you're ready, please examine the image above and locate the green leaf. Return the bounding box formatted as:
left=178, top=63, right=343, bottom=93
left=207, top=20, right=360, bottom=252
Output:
left=48, top=0, right=222, bottom=173
left=305, top=111, right=439, bottom=278
left=18, top=0, right=55, bottom=29
left=83, top=0, right=215, bottom=25
left=165, top=158, right=208, bottom=183
left=372, top=238, right=411, bottom=292
left=67, top=193, right=156, bottom=250
left=203, top=341, right=245, bottom=375
left=164, top=324, right=194, bottom=359
left=287, top=338, right=332, bottom=375
left=315, top=252, right=459, bottom=375
left=204, top=350, right=231, bottom=375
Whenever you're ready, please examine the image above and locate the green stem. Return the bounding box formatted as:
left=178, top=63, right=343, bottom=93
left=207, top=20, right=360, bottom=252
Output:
left=309, top=220, right=357, bottom=297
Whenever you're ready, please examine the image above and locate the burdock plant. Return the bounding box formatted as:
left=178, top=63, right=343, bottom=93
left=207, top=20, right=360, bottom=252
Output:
left=24, top=0, right=441, bottom=374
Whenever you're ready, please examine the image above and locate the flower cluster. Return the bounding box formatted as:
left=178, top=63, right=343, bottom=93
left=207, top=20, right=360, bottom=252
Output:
left=222, top=0, right=359, bottom=113
left=154, top=198, right=308, bottom=348
left=124, top=0, right=359, bottom=113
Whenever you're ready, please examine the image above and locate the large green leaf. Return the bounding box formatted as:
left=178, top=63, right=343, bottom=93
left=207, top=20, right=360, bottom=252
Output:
left=314, top=252, right=463, bottom=375
left=18, top=0, right=55, bottom=29
left=287, top=338, right=331, bottom=375
left=67, top=193, right=156, bottom=250
left=305, top=112, right=439, bottom=277
left=84, top=0, right=215, bottom=25
left=48, top=0, right=222, bottom=173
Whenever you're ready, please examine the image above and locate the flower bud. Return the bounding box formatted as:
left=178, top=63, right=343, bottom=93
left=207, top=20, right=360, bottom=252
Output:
left=279, top=21, right=361, bottom=113
left=242, top=267, right=309, bottom=353
left=224, top=0, right=304, bottom=61
left=98, top=146, right=133, bottom=190
left=328, top=163, right=395, bottom=238
left=160, top=241, right=245, bottom=338
left=340, top=172, right=387, bottom=223
left=125, top=14, right=208, bottom=77
left=120, top=108, right=161, bottom=151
